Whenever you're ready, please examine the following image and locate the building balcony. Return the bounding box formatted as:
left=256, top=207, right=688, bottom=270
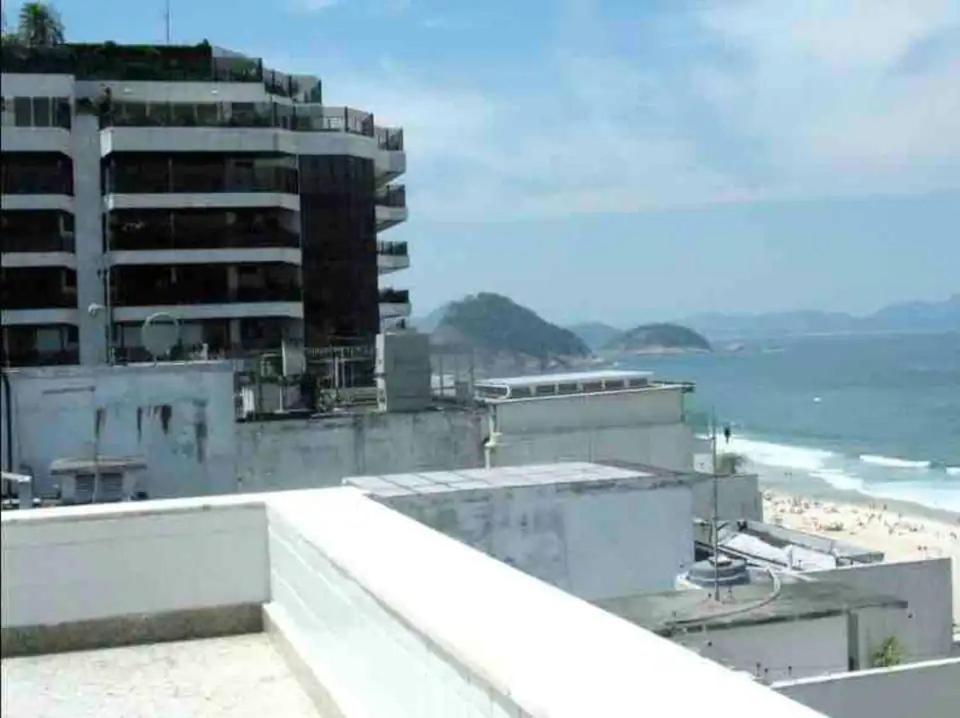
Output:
left=1, top=267, right=77, bottom=310
left=375, top=184, right=407, bottom=231
left=0, top=347, right=79, bottom=367
left=376, top=241, right=409, bottom=274
left=0, top=152, right=74, bottom=196
left=109, top=247, right=301, bottom=267
left=104, top=192, right=299, bottom=212
left=111, top=302, right=304, bottom=323
left=0, top=194, right=74, bottom=212
left=0, top=307, right=79, bottom=326
left=1, top=251, right=77, bottom=269
left=0, top=126, right=71, bottom=154
left=379, top=288, right=411, bottom=319
left=107, top=208, right=300, bottom=251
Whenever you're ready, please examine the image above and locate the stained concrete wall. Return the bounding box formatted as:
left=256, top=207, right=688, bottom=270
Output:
left=775, top=658, right=960, bottom=718
left=236, top=408, right=484, bottom=492
left=673, top=614, right=849, bottom=681
left=381, top=481, right=694, bottom=601
left=486, top=388, right=695, bottom=471
left=806, top=558, right=954, bottom=661
left=1, top=363, right=237, bottom=499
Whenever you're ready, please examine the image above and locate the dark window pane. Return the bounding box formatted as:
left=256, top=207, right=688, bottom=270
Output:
left=32, top=97, right=51, bottom=127
left=55, top=98, right=71, bottom=128
left=14, top=97, right=31, bottom=126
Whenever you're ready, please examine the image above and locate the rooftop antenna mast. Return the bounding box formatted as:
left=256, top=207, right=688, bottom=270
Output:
left=712, top=409, right=720, bottom=602
left=164, top=0, right=171, bottom=44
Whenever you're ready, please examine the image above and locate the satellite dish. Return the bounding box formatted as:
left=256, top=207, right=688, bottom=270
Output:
left=142, top=312, right=180, bottom=361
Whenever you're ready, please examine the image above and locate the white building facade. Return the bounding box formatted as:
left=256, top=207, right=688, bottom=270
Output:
left=1, top=43, right=408, bottom=371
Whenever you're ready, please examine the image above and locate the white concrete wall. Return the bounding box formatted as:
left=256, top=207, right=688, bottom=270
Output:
left=1, top=73, right=76, bottom=96
left=0, top=496, right=267, bottom=628
left=265, top=488, right=823, bottom=717
left=775, top=658, right=960, bottom=718
left=73, top=111, right=108, bottom=365
left=488, top=388, right=694, bottom=471
left=382, top=482, right=694, bottom=601
left=237, top=409, right=484, bottom=492
left=488, top=422, right=695, bottom=472
left=673, top=615, right=849, bottom=682
left=2, top=363, right=238, bottom=499
left=806, top=558, right=954, bottom=661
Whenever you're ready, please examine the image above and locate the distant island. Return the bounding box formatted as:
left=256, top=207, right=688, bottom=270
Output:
left=425, top=293, right=591, bottom=373
left=565, top=321, right=622, bottom=351
left=602, top=323, right=711, bottom=354
left=677, top=294, right=960, bottom=341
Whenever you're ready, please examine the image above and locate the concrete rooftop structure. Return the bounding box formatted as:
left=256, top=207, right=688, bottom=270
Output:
left=1, top=465, right=828, bottom=717
left=599, top=581, right=907, bottom=635
left=344, top=461, right=688, bottom=498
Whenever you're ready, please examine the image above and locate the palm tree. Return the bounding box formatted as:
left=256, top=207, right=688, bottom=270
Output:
left=18, top=2, right=65, bottom=47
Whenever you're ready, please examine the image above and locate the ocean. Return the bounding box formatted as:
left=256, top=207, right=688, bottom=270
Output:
left=617, top=331, right=960, bottom=513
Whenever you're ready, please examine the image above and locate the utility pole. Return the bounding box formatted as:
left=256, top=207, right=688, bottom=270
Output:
left=712, top=409, right=720, bottom=601
left=164, top=0, right=171, bottom=44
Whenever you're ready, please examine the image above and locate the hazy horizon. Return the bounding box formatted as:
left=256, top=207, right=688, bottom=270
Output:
left=33, top=0, right=960, bottom=325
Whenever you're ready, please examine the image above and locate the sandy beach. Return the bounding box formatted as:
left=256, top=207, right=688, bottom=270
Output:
left=762, top=487, right=960, bottom=627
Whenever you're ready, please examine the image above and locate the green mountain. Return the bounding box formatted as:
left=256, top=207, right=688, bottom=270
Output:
left=604, top=323, right=711, bottom=353
left=432, top=293, right=590, bottom=361
left=567, top=321, right=622, bottom=351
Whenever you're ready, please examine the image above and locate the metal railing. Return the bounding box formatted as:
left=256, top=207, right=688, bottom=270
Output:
left=377, top=241, right=408, bottom=257
left=109, top=229, right=299, bottom=251
left=376, top=184, right=406, bottom=208
left=2, top=234, right=75, bottom=253
left=378, top=288, right=409, bottom=304
left=100, top=100, right=378, bottom=138
left=375, top=126, right=404, bottom=151
left=1, top=349, right=78, bottom=367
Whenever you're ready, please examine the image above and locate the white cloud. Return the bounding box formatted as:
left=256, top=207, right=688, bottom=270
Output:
left=694, top=0, right=960, bottom=194
left=276, top=1, right=960, bottom=221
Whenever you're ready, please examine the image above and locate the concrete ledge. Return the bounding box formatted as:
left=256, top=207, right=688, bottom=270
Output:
left=1, top=603, right=262, bottom=658
left=263, top=602, right=347, bottom=718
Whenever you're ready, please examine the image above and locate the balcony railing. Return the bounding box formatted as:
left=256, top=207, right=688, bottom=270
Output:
left=1, top=290, right=76, bottom=310
left=1, top=234, right=75, bottom=253
left=378, top=289, right=409, bottom=304
left=1, top=348, right=79, bottom=368
left=105, top=160, right=298, bottom=195
left=1, top=164, right=73, bottom=195
left=112, top=285, right=302, bottom=307
left=100, top=101, right=378, bottom=138
left=376, top=126, right=404, bottom=151
left=377, top=241, right=408, bottom=257
left=109, top=228, right=299, bottom=251
left=376, top=185, right=406, bottom=208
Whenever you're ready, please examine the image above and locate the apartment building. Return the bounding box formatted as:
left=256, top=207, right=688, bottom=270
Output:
left=1, top=41, right=408, bottom=369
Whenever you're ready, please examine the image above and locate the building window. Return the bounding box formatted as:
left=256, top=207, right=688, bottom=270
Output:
left=14, top=97, right=31, bottom=126
left=55, top=98, right=71, bottom=128
left=32, top=97, right=51, bottom=127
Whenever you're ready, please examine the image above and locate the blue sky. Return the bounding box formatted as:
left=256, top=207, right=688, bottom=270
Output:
left=8, top=0, right=959, bottom=325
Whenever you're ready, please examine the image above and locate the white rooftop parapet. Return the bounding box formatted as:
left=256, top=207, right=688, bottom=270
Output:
left=2, top=486, right=826, bottom=716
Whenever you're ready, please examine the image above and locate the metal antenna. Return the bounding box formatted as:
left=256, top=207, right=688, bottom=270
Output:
left=164, top=0, right=171, bottom=44
left=712, top=409, right=721, bottom=601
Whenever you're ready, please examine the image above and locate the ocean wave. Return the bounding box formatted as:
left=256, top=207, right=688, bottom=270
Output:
left=859, top=454, right=932, bottom=469
left=726, top=437, right=833, bottom=472
left=858, top=483, right=960, bottom=514
left=946, top=467, right=960, bottom=477
left=810, top=469, right=864, bottom=492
